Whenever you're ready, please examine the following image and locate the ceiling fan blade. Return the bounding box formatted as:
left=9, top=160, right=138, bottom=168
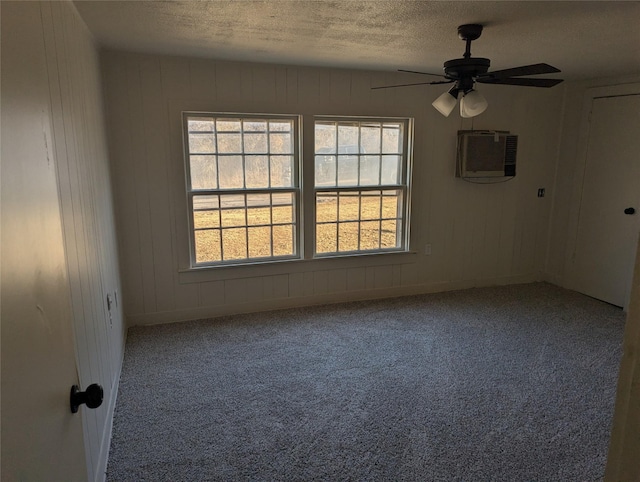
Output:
left=476, top=77, right=564, bottom=87
left=371, top=80, right=454, bottom=90
left=478, top=63, right=561, bottom=80
left=398, top=69, right=446, bottom=78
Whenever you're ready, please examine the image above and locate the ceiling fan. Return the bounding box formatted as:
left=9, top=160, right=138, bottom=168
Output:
left=373, top=24, right=564, bottom=118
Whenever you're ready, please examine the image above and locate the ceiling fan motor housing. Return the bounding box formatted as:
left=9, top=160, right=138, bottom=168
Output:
left=444, top=58, right=490, bottom=91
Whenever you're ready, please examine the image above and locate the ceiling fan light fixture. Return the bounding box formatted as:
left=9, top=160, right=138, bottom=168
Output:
left=432, top=86, right=459, bottom=117
left=460, top=89, right=488, bottom=118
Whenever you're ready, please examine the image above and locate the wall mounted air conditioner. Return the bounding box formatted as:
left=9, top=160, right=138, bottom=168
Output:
left=456, top=130, right=518, bottom=178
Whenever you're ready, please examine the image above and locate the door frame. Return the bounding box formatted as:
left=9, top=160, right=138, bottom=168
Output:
left=563, top=82, right=640, bottom=310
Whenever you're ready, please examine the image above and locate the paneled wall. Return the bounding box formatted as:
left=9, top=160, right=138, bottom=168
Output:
left=101, top=51, right=565, bottom=325
left=41, top=2, right=126, bottom=480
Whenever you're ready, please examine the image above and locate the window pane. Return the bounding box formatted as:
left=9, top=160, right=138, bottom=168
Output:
left=272, top=193, right=294, bottom=224
left=189, top=133, right=215, bottom=154
left=217, top=133, right=242, bottom=153
left=245, top=120, right=267, bottom=132
left=270, top=156, right=292, bottom=187
left=382, top=191, right=401, bottom=219
left=193, top=209, right=220, bottom=229
left=218, top=156, right=244, bottom=189
left=195, top=229, right=221, bottom=263
left=190, top=155, right=218, bottom=189
left=216, top=119, right=241, bottom=131
left=272, top=224, right=294, bottom=256
left=272, top=205, right=293, bottom=224
left=220, top=208, right=246, bottom=227
left=361, top=123, right=381, bottom=153
left=360, top=221, right=381, bottom=250
left=316, top=223, right=337, bottom=253
left=339, top=193, right=359, bottom=221
left=188, top=117, right=215, bottom=132
left=316, top=193, right=337, bottom=222
left=360, top=191, right=381, bottom=220
left=382, top=124, right=403, bottom=153
left=315, top=122, right=336, bottom=152
left=381, top=155, right=400, bottom=185
left=359, top=155, right=381, bottom=186
left=338, top=222, right=359, bottom=252
left=337, top=155, right=358, bottom=186
left=248, top=226, right=272, bottom=258
left=245, top=155, right=269, bottom=188
left=381, top=220, right=399, bottom=248
left=315, top=154, right=336, bottom=187
left=244, top=133, right=267, bottom=153
left=220, top=194, right=246, bottom=227
left=193, top=195, right=220, bottom=212
left=247, top=193, right=271, bottom=226
left=338, top=123, right=359, bottom=149
left=269, top=120, right=291, bottom=132
left=270, top=132, right=292, bottom=154
left=222, top=227, right=247, bottom=260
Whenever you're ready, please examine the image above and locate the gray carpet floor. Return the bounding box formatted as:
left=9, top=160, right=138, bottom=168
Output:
left=107, top=282, right=625, bottom=481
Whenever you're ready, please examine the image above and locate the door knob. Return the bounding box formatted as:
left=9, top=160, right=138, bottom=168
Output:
left=624, top=207, right=636, bottom=215
left=70, top=383, right=103, bottom=413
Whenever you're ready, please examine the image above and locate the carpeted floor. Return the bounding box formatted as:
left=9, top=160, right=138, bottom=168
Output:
left=107, top=283, right=625, bottom=481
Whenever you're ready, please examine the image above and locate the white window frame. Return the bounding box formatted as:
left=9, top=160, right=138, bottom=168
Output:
left=183, top=112, right=302, bottom=268
left=313, top=116, right=413, bottom=257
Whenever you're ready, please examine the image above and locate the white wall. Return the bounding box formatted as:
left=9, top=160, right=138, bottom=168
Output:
left=101, top=51, right=565, bottom=325
left=1, top=2, right=125, bottom=481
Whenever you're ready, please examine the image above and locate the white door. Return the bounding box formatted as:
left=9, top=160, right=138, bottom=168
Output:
left=572, top=93, right=640, bottom=308
left=0, top=2, right=87, bottom=479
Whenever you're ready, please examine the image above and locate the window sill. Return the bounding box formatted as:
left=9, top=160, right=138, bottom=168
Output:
left=178, top=250, right=418, bottom=284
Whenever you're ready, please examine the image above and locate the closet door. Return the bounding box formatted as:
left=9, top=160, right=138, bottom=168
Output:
left=572, top=93, right=640, bottom=308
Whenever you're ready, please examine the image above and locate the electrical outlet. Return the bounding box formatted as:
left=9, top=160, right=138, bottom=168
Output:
left=425, top=244, right=432, bottom=255
left=537, top=188, right=545, bottom=198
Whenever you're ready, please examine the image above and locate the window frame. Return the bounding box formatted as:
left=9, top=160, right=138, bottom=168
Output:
left=313, top=115, right=413, bottom=258
left=183, top=112, right=302, bottom=268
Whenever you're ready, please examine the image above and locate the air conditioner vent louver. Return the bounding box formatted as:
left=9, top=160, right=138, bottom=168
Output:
left=456, top=130, right=518, bottom=179
left=504, top=135, right=518, bottom=177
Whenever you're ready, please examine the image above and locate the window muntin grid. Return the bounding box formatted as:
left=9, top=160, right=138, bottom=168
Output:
left=184, top=114, right=300, bottom=266
left=314, top=118, right=410, bottom=256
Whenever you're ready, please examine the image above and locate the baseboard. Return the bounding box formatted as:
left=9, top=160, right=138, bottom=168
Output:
left=94, top=326, right=128, bottom=482
left=127, top=273, right=541, bottom=326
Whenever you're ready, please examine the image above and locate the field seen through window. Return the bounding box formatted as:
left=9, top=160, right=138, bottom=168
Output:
left=193, top=192, right=401, bottom=263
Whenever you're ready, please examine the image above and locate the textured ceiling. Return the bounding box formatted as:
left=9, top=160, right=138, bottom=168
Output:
left=74, top=1, right=640, bottom=80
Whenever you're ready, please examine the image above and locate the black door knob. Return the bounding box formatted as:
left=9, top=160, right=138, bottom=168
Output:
left=70, top=383, right=103, bottom=413
left=624, top=207, right=636, bottom=215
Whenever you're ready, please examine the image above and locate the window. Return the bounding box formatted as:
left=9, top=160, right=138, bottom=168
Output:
left=183, top=113, right=412, bottom=269
left=184, top=113, right=300, bottom=266
left=314, top=118, right=411, bottom=255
